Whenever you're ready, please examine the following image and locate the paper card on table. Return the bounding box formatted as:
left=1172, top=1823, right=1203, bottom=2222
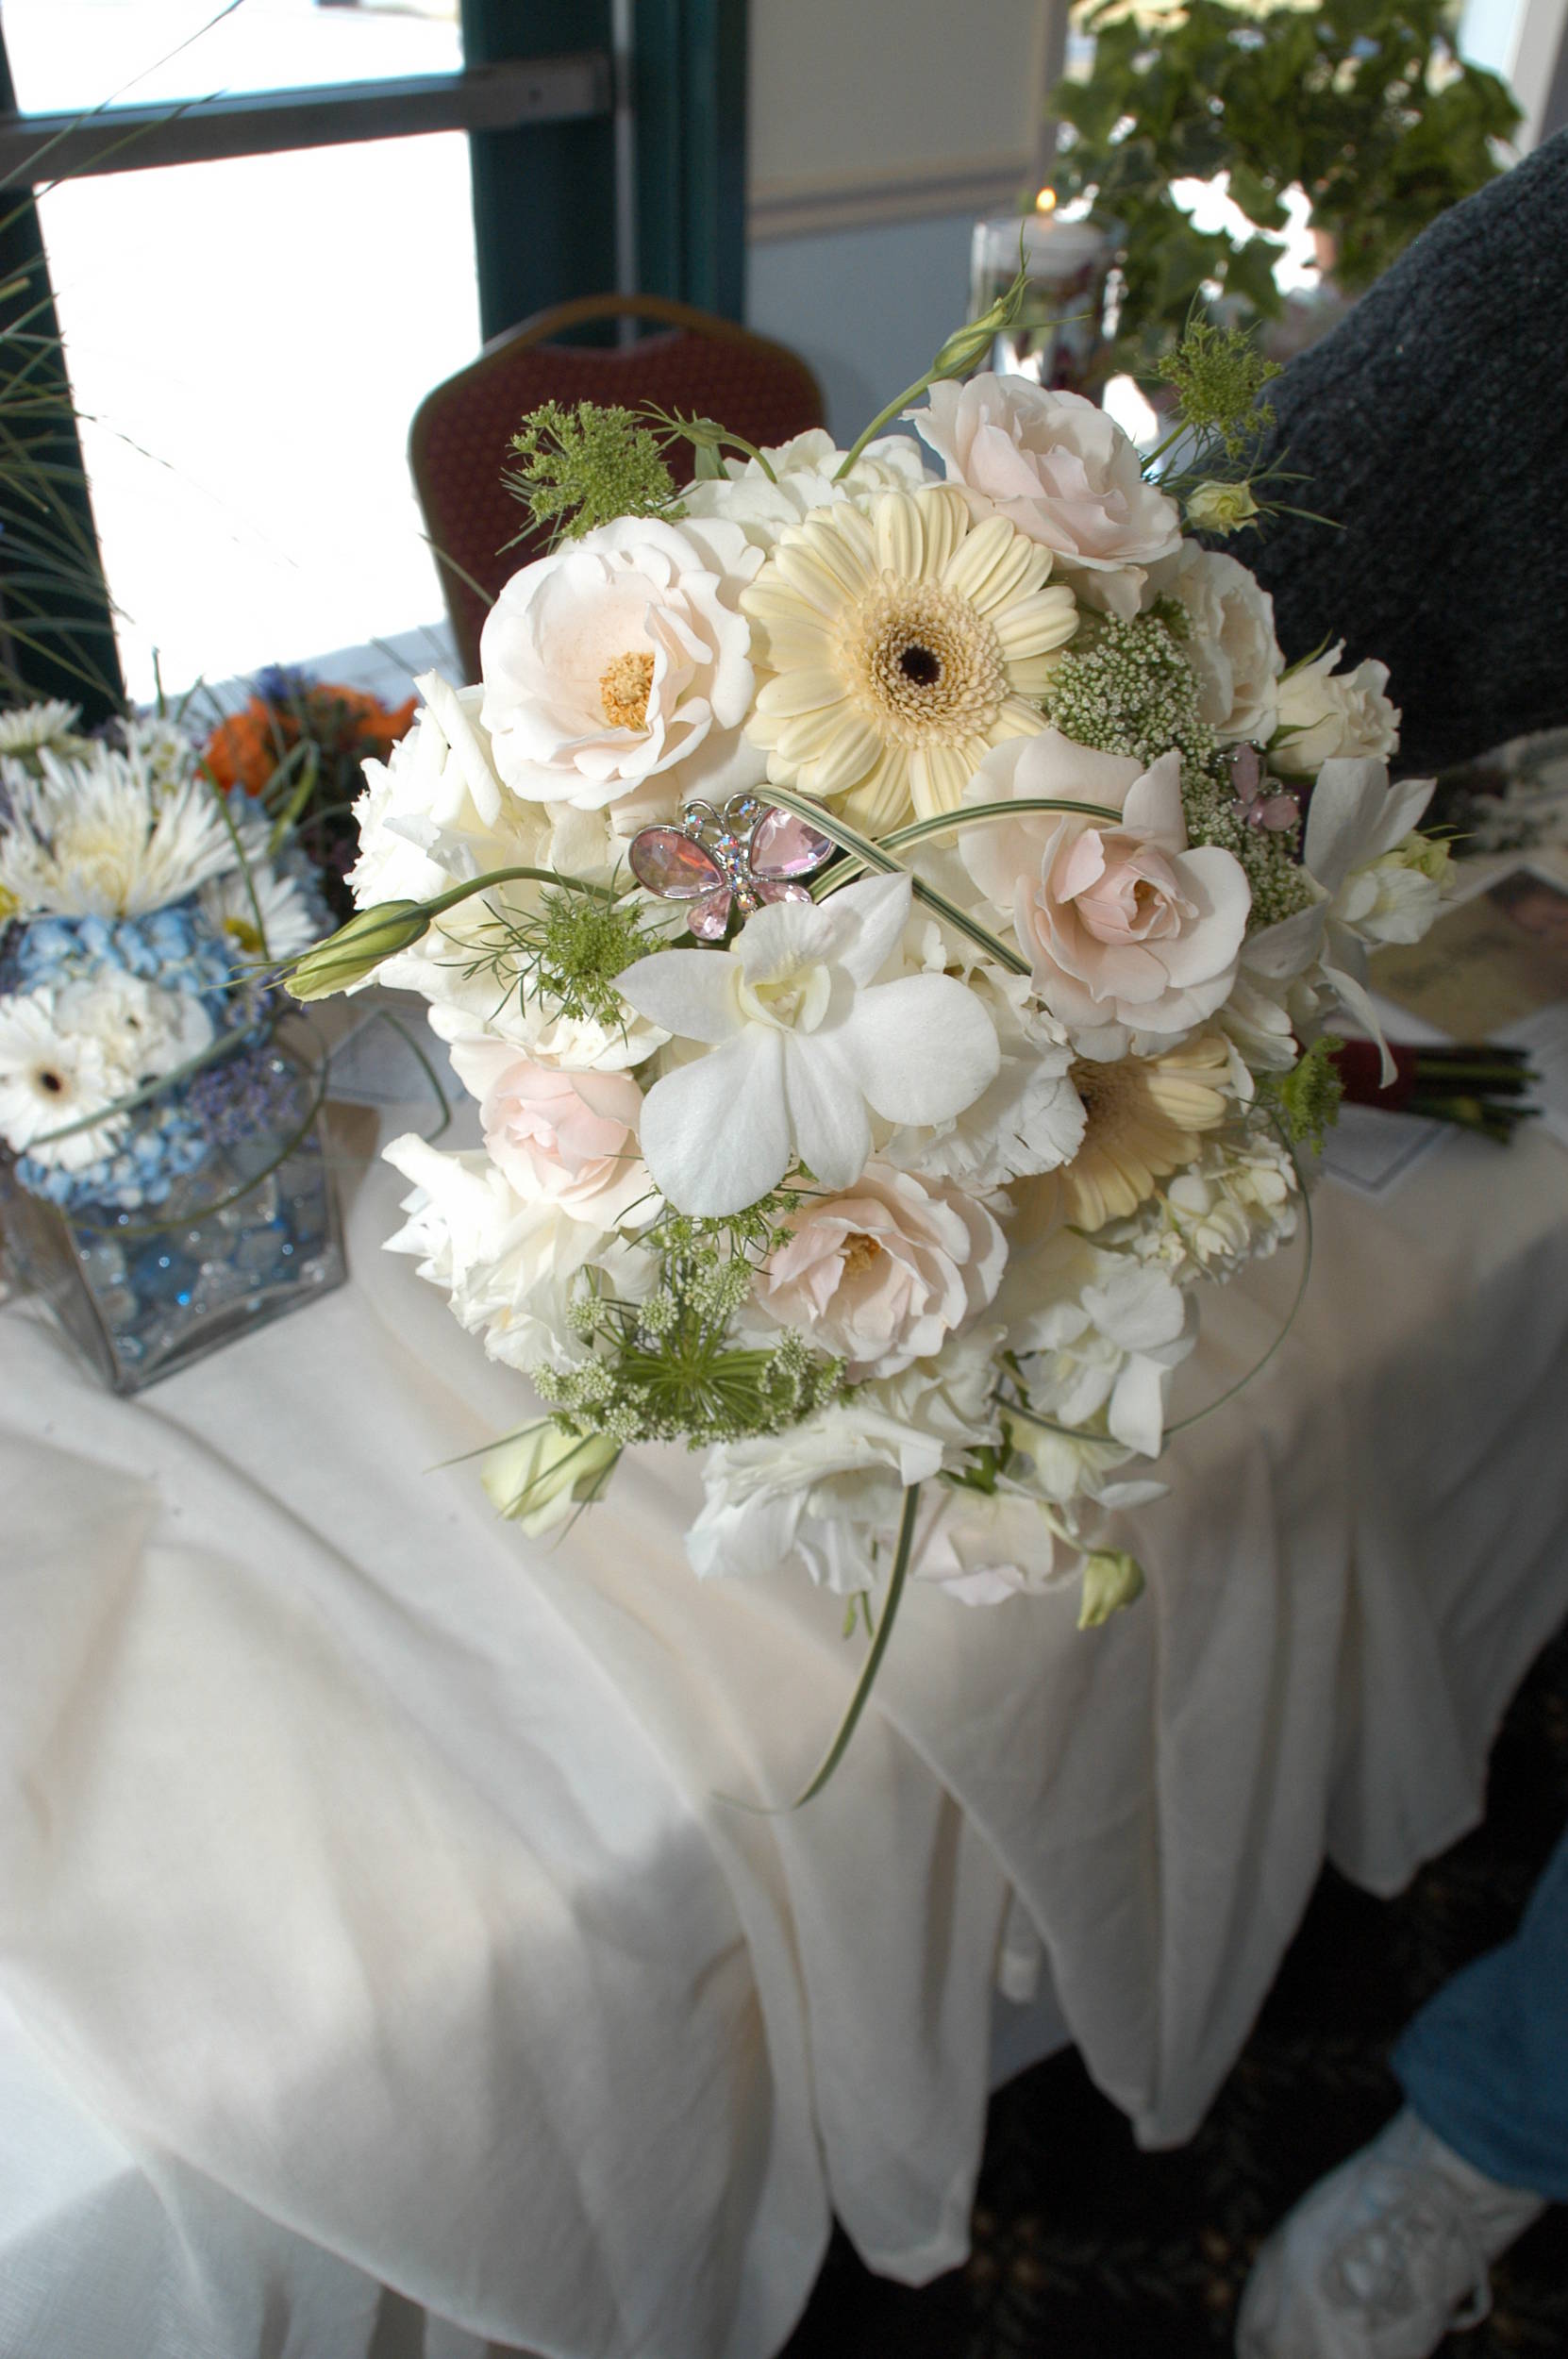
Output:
left=1369, top=866, right=1568, bottom=1038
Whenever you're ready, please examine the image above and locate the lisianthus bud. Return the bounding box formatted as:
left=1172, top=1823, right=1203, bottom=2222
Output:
left=284, top=900, right=429, bottom=1001
left=482, top=1423, right=621, bottom=1535
left=1078, top=1548, right=1146, bottom=1628
left=1185, top=479, right=1260, bottom=537
left=930, top=262, right=1030, bottom=381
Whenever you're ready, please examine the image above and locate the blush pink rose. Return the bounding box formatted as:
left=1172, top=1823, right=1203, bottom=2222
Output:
left=912, top=375, right=1181, bottom=620
left=959, top=733, right=1252, bottom=1050
left=446, top=1039, right=650, bottom=1225
left=756, top=1162, right=1006, bottom=1380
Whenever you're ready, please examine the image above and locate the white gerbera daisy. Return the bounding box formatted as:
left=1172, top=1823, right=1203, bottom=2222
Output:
left=742, top=483, right=1077, bottom=832
left=0, top=989, right=123, bottom=1169
left=199, top=864, right=322, bottom=965
left=0, top=741, right=244, bottom=918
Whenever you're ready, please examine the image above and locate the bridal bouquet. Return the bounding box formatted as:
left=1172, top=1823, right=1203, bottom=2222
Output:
left=288, top=304, right=1449, bottom=1694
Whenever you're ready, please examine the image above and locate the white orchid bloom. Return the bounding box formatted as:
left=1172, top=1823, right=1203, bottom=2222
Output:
left=1304, top=758, right=1437, bottom=1082
left=615, top=872, right=1002, bottom=1216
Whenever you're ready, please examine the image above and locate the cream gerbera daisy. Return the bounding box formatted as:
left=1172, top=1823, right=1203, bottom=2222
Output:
left=1058, top=1030, right=1235, bottom=1230
left=742, top=483, right=1077, bottom=832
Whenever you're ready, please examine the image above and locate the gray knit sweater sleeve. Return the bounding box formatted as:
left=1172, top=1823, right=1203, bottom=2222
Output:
left=1243, top=127, right=1568, bottom=777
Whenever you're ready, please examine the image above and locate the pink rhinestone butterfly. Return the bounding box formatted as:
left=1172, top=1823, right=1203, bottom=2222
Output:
left=1226, top=744, right=1300, bottom=833
left=627, top=795, right=835, bottom=942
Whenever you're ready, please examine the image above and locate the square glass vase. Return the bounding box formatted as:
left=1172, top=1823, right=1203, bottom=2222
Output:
left=0, top=1045, right=345, bottom=1394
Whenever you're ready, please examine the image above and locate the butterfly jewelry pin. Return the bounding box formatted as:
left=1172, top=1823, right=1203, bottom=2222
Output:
left=1226, top=745, right=1300, bottom=834
left=627, top=795, right=836, bottom=942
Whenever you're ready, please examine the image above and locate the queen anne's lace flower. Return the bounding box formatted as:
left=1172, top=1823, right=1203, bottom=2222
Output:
left=742, top=483, right=1076, bottom=831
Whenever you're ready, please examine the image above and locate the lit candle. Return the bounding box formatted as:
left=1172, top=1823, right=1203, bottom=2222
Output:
left=969, top=190, right=1123, bottom=395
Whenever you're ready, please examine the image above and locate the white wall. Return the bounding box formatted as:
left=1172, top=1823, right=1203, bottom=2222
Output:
left=746, top=210, right=978, bottom=447
left=743, top=0, right=1051, bottom=445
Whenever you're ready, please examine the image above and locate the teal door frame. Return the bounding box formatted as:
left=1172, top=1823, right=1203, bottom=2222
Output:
left=460, top=0, right=748, bottom=339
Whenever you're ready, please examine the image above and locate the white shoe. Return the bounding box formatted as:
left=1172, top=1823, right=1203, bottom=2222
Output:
left=1235, top=2107, right=1546, bottom=2359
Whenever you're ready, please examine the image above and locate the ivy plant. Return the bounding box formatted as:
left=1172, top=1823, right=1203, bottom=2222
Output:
left=1049, top=0, right=1520, bottom=371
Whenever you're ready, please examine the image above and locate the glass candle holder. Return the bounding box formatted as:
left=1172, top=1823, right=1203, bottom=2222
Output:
left=0, top=1033, right=344, bottom=1394
left=970, top=203, right=1124, bottom=396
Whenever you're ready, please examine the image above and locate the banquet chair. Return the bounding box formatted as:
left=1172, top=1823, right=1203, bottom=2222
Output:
left=409, top=292, right=826, bottom=681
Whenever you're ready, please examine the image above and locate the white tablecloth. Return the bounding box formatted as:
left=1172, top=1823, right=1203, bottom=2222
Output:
left=3, top=1095, right=1568, bottom=2359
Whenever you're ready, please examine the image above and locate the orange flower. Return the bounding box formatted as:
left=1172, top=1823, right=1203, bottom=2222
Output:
left=204, top=701, right=292, bottom=795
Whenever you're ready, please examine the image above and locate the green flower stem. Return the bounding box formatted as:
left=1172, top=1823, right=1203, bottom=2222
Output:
left=804, top=798, right=1124, bottom=895
left=834, top=372, right=948, bottom=481
left=759, top=786, right=1030, bottom=977
left=418, top=865, right=618, bottom=923
left=790, top=1483, right=921, bottom=1806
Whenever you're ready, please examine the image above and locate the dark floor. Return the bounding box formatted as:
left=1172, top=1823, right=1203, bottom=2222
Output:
left=783, top=1623, right=1568, bottom=2359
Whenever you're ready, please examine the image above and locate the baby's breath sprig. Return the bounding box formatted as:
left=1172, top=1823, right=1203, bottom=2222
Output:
left=1045, top=608, right=1217, bottom=781
left=502, top=400, right=684, bottom=548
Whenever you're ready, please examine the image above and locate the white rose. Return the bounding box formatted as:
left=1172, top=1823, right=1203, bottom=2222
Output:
left=479, top=513, right=766, bottom=811
left=1167, top=544, right=1283, bottom=745
left=756, top=1161, right=1006, bottom=1379
left=910, top=1486, right=1066, bottom=1607
left=911, top=374, right=1181, bottom=621
left=382, top=1132, right=654, bottom=1374
left=443, top=1040, right=652, bottom=1226
left=680, top=429, right=931, bottom=550
left=1272, top=645, right=1400, bottom=777
left=959, top=734, right=1252, bottom=1055
left=348, top=673, right=553, bottom=912
left=689, top=1325, right=1004, bottom=1590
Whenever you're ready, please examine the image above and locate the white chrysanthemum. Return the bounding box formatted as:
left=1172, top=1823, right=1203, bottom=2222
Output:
left=0, top=699, right=81, bottom=757
left=681, top=429, right=932, bottom=551
left=742, top=483, right=1077, bottom=831
left=0, top=741, right=243, bottom=918
left=0, top=989, right=121, bottom=1168
left=199, top=864, right=322, bottom=965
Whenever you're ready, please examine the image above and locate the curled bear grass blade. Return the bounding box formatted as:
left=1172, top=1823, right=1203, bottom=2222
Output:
left=719, top=1482, right=923, bottom=1813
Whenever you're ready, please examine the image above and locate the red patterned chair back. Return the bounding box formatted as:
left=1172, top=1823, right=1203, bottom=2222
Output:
left=409, top=292, right=826, bottom=681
